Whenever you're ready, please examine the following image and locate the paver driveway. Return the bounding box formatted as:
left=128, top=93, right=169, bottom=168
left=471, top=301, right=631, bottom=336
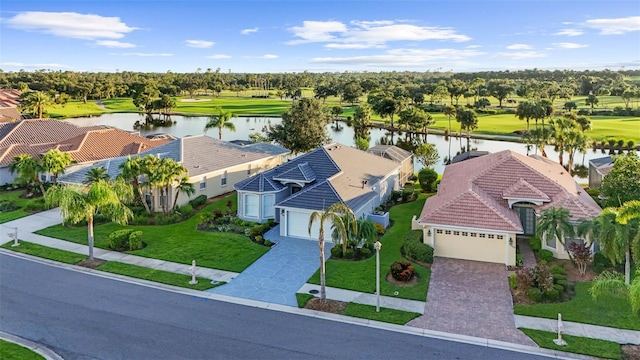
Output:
left=407, top=257, right=536, bottom=346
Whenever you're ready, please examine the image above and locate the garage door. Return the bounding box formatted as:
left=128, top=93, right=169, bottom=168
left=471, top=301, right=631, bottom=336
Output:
left=434, top=232, right=506, bottom=264
left=286, top=211, right=333, bottom=241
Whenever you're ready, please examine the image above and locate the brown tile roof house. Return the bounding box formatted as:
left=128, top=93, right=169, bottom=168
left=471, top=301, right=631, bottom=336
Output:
left=0, top=107, right=23, bottom=123
left=0, top=89, right=21, bottom=108
left=0, top=119, right=172, bottom=184
left=415, top=150, right=601, bottom=265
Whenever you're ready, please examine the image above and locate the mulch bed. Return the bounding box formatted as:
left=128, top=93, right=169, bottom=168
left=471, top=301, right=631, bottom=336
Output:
left=622, top=345, right=640, bottom=360
left=76, top=258, right=106, bottom=269
left=305, top=298, right=347, bottom=314
left=386, top=273, right=420, bottom=286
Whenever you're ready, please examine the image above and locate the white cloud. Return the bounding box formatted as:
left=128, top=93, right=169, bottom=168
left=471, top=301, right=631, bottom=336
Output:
left=95, top=40, right=136, bottom=48
left=111, top=52, right=173, bottom=57
left=506, top=44, right=532, bottom=50
left=496, top=51, right=546, bottom=59
left=466, top=45, right=482, bottom=49
left=310, top=48, right=484, bottom=66
left=206, top=54, right=231, bottom=59
left=186, top=40, right=215, bottom=48
left=288, top=20, right=470, bottom=48
left=241, top=27, right=258, bottom=35
left=554, top=28, right=584, bottom=36
left=552, top=42, right=588, bottom=49
left=584, top=16, right=640, bottom=35
left=258, top=54, right=278, bottom=59
left=0, top=62, right=71, bottom=69
left=5, top=11, right=135, bottom=39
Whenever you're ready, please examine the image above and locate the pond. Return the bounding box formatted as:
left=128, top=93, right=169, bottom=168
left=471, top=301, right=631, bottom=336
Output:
left=65, top=113, right=621, bottom=178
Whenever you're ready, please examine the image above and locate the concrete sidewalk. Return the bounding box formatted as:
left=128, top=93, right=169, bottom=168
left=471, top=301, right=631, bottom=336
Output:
left=515, top=315, right=640, bottom=345
left=298, top=283, right=426, bottom=313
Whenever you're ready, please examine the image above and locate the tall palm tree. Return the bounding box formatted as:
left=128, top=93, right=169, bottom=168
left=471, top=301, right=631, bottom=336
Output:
left=590, top=270, right=640, bottom=315
left=83, top=166, right=110, bottom=185
left=522, top=128, right=550, bottom=157
left=20, top=90, right=53, bottom=119
left=549, top=117, right=576, bottom=167
left=45, top=179, right=133, bottom=260
left=172, top=175, right=195, bottom=210
left=455, top=108, right=479, bottom=151
left=564, top=128, right=589, bottom=175
left=9, top=154, right=45, bottom=195
left=443, top=104, right=456, bottom=135
left=308, top=202, right=356, bottom=301
left=515, top=101, right=534, bottom=132
left=537, top=207, right=575, bottom=256
left=119, top=156, right=150, bottom=214
left=204, top=107, right=236, bottom=140
left=41, top=149, right=74, bottom=184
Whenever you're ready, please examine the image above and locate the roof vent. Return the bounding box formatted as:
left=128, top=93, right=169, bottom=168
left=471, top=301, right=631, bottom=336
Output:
left=194, top=165, right=200, bottom=168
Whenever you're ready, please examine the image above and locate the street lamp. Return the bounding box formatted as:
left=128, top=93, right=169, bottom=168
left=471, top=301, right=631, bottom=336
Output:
left=374, top=241, right=382, bottom=312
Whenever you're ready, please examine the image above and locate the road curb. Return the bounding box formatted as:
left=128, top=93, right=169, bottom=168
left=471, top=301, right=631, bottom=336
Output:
left=1, top=250, right=598, bottom=360
left=0, top=331, right=64, bottom=360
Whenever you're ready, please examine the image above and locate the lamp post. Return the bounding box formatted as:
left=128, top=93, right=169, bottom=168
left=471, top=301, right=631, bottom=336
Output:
left=374, top=241, right=382, bottom=312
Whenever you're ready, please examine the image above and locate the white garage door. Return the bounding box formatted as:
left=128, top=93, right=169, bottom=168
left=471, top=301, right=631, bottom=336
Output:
left=435, top=233, right=506, bottom=264
left=286, top=210, right=333, bottom=241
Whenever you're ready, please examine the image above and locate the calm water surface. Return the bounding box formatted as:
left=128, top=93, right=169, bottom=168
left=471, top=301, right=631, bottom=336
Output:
left=66, top=113, right=618, bottom=177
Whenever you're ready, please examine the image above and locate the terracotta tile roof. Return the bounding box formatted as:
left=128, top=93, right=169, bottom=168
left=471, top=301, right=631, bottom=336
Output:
left=0, top=89, right=21, bottom=107
left=0, top=119, right=105, bottom=148
left=0, top=107, right=22, bottom=122
left=419, top=150, right=602, bottom=232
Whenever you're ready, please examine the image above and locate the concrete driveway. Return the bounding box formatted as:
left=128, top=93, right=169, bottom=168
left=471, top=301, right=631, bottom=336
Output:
left=407, top=257, right=535, bottom=346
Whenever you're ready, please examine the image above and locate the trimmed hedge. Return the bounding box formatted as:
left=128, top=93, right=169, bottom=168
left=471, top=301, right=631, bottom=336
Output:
left=401, top=230, right=433, bottom=264
left=189, top=194, right=207, bottom=207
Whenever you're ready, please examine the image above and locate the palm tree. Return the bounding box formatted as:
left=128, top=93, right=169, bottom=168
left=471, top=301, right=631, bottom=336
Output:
left=9, top=154, right=45, bottom=195
left=172, top=175, right=195, bottom=210
left=522, top=128, right=550, bottom=157
left=564, top=128, right=589, bottom=175
left=20, top=90, right=53, bottom=119
left=45, top=179, right=133, bottom=261
left=83, top=166, right=110, bottom=185
left=515, top=101, right=534, bottom=132
left=308, top=202, right=356, bottom=301
left=119, top=156, right=150, bottom=214
left=618, top=200, right=640, bottom=224
left=590, top=270, right=640, bottom=314
left=537, top=207, right=575, bottom=256
left=41, top=149, right=74, bottom=184
left=455, top=108, right=479, bottom=151
left=204, top=107, right=236, bottom=140
left=352, top=104, right=372, bottom=141
left=443, top=104, right=456, bottom=135
left=549, top=117, right=576, bottom=167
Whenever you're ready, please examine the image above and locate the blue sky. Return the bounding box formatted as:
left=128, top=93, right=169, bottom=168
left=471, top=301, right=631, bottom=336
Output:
left=1, top=1, right=639, bottom=73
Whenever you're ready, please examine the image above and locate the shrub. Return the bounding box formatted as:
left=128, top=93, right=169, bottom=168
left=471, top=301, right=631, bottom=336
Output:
left=509, top=274, right=517, bottom=289
left=539, top=249, right=554, bottom=262
left=549, top=263, right=566, bottom=276
left=128, top=231, right=144, bottom=250
left=528, top=236, right=541, bottom=252
left=418, top=168, right=438, bottom=193
left=568, top=241, right=592, bottom=276
left=516, top=254, right=523, bottom=267
left=389, top=190, right=403, bottom=203
left=109, top=229, right=134, bottom=251
left=177, top=204, right=193, bottom=217
left=343, top=248, right=354, bottom=259
left=402, top=231, right=433, bottom=263
left=527, top=288, right=542, bottom=302
left=530, top=264, right=554, bottom=292
left=390, top=260, right=415, bottom=281
left=264, top=239, right=273, bottom=247
left=156, top=214, right=180, bottom=225
left=24, top=198, right=45, bottom=212
left=330, top=246, right=343, bottom=258
left=552, top=274, right=567, bottom=283
left=189, top=194, right=207, bottom=207
left=556, top=279, right=570, bottom=292
left=359, top=247, right=371, bottom=258
left=254, top=235, right=264, bottom=244
left=374, top=222, right=386, bottom=235
left=515, top=267, right=532, bottom=292
left=543, top=288, right=560, bottom=301
left=0, top=200, right=18, bottom=212
left=593, top=252, right=612, bottom=273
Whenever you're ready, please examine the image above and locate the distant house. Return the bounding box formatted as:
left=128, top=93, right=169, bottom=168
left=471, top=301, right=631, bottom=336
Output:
left=588, top=156, right=614, bottom=189
left=413, top=150, right=601, bottom=266
left=235, top=143, right=401, bottom=240
left=0, top=119, right=171, bottom=184
left=0, top=89, right=23, bottom=123
left=451, top=150, right=489, bottom=164
left=366, top=145, right=414, bottom=184
left=60, top=135, right=289, bottom=210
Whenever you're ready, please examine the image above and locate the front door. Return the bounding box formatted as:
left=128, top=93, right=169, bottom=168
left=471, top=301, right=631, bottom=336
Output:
left=514, top=206, right=536, bottom=236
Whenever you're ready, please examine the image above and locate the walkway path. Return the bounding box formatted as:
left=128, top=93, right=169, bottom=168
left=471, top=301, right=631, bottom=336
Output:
left=515, top=315, right=640, bottom=345
left=407, top=257, right=536, bottom=346
left=517, top=237, right=537, bottom=268
left=208, top=226, right=330, bottom=306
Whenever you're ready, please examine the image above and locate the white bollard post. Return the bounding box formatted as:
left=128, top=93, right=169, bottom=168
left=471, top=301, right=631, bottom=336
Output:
left=553, top=313, right=567, bottom=346
left=10, top=227, right=19, bottom=247
left=188, top=260, right=198, bottom=285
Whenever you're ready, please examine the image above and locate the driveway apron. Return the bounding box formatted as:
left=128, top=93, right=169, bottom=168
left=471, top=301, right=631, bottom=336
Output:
left=407, top=258, right=535, bottom=346
left=208, top=225, right=331, bottom=307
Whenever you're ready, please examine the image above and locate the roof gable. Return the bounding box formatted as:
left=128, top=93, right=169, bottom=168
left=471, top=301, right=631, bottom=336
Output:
left=502, top=178, right=550, bottom=202
left=277, top=180, right=342, bottom=211
left=273, top=162, right=316, bottom=183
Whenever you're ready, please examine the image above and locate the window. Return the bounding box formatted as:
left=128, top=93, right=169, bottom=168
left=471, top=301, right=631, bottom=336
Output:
left=445, top=230, right=451, bottom=235
left=479, top=233, right=486, bottom=238
left=470, top=233, right=477, bottom=237
left=488, top=234, right=495, bottom=239
left=262, top=195, right=275, bottom=218
left=453, top=231, right=460, bottom=236
left=497, top=235, right=504, bottom=240
left=546, top=236, right=556, bottom=249
left=436, top=229, right=443, bottom=234
left=461, top=232, right=468, bottom=236
left=221, top=171, right=227, bottom=186
left=247, top=164, right=252, bottom=175
left=244, top=194, right=258, bottom=217
left=40, top=174, right=47, bottom=182
left=199, top=178, right=206, bottom=190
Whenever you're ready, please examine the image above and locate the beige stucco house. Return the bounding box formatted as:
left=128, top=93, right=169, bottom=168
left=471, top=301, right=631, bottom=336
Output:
left=60, top=135, right=289, bottom=211
left=413, top=150, right=601, bottom=266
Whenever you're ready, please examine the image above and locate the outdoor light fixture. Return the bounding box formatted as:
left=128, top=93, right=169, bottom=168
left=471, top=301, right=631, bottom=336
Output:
left=427, top=229, right=432, bottom=237
left=509, top=237, right=514, bottom=246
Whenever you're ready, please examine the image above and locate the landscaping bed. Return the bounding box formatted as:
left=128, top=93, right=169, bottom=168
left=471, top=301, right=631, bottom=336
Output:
left=0, top=190, right=46, bottom=224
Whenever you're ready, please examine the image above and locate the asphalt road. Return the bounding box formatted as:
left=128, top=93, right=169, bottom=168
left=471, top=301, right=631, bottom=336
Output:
left=0, top=253, right=550, bottom=360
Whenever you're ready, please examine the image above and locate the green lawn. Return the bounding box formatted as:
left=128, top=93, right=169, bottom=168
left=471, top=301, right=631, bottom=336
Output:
left=2, top=241, right=216, bottom=290
left=520, top=328, right=621, bottom=360
left=0, top=191, right=45, bottom=224
left=35, top=193, right=270, bottom=272
left=308, top=194, right=431, bottom=301
left=48, top=100, right=110, bottom=118
left=514, top=282, right=640, bottom=330
left=0, top=339, right=45, bottom=360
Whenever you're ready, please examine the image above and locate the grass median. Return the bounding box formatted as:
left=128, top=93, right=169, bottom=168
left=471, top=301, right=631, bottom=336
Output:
left=0, top=339, right=45, bottom=360
left=520, top=328, right=621, bottom=360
